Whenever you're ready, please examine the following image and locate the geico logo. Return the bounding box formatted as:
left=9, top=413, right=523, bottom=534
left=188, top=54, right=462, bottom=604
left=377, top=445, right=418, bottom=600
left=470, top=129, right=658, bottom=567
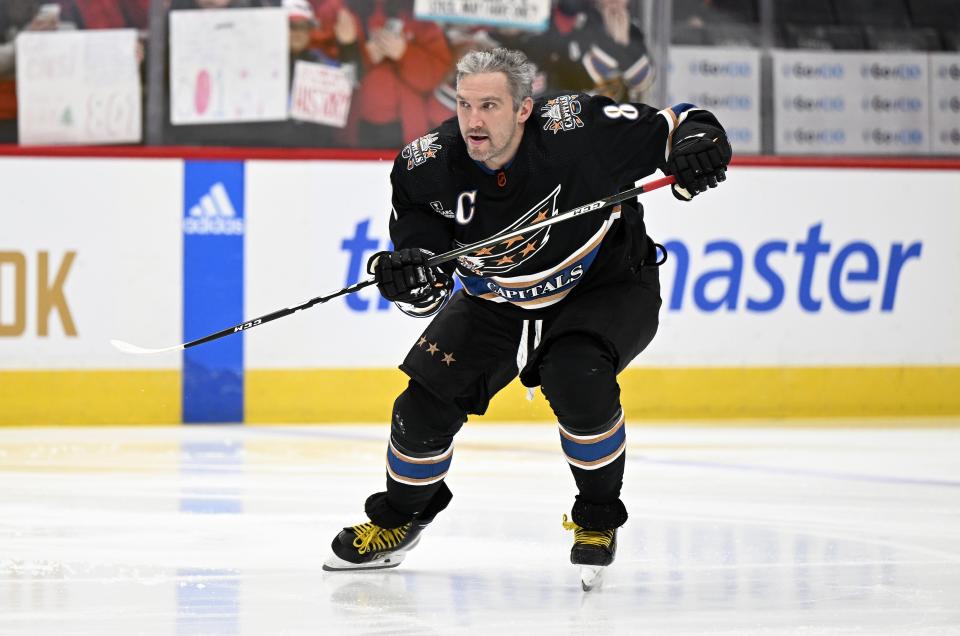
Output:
left=940, top=96, right=960, bottom=112
left=689, top=60, right=751, bottom=77
left=691, top=93, right=752, bottom=110
left=860, top=95, right=923, bottom=112
left=783, top=95, right=844, bottom=111
left=781, top=62, right=843, bottom=79
left=862, top=128, right=924, bottom=145
left=786, top=128, right=846, bottom=144
left=662, top=224, right=921, bottom=313
left=860, top=63, right=922, bottom=80
left=0, top=251, right=77, bottom=337
left=940, top=129, right=960, bottom=144
left=937, top=64, right=960, bottom=80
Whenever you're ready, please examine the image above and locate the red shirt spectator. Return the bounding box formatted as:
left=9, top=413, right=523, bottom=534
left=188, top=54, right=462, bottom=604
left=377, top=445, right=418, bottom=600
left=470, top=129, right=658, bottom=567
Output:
left=345, top=0, right=451, bottom=148
left=57, top=0, right=150, bottom=30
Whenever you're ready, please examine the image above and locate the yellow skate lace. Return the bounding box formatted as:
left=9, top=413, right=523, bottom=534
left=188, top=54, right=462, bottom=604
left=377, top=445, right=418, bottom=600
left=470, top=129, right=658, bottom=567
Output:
left=351, top=522, right=409, bottom=555
left=562, top=514, right=615, bottom=548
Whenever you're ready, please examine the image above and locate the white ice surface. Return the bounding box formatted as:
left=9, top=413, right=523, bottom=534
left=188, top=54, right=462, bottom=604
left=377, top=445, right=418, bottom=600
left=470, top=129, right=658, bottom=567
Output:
left=1, top=422, right=959, bottom=635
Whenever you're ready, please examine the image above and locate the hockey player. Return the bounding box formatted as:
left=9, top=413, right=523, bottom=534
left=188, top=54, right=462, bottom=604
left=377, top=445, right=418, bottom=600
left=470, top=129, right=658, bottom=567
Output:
left=323, top=47, right=731, bottom=589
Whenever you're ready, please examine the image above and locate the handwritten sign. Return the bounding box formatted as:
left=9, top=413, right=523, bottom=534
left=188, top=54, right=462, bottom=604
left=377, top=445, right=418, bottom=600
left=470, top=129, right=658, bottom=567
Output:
left=414, top=0, right=550, bottom=31
left=16, top=30, right=141, bottom=145
left=169, top=8, right=288, bottom=125
left=289, top=61, right=353, bottom=128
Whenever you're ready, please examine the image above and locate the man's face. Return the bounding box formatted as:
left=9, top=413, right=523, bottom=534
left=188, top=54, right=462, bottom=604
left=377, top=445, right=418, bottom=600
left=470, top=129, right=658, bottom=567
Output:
left=289, top=22, right=312, bottom=53
left=456, top=72, right=531, bottom=167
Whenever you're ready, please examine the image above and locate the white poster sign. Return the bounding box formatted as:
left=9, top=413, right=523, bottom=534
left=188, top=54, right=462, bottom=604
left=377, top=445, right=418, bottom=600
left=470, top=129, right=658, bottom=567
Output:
left=15, top=30, right=141, bottom=146
left=668, top=47, right=761, bottom=154
left=774, top=50, right=931, bottom=155
left=169, top=8, right=288, bottom=125
left=929, top=53, right=960, bottom=155
left=289, top=61, right=352, bottom=128
left=414, top=0, right=550, bottom=31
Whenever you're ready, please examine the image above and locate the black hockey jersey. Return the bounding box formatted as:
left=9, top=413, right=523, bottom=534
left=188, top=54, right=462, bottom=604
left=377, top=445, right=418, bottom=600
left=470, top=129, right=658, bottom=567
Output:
left=388, top=94, right=727, bottom=319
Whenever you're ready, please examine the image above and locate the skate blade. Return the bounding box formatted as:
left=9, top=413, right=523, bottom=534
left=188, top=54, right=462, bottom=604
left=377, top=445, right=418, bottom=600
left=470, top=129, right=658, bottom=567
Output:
left=322, top=551, right=406, bottom=572
left=580, top=565, right=605, bottom=591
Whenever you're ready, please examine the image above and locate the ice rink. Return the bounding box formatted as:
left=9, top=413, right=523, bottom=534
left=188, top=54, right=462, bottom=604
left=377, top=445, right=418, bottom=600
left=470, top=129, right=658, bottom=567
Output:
left=1, top=421, right=959, bottom=635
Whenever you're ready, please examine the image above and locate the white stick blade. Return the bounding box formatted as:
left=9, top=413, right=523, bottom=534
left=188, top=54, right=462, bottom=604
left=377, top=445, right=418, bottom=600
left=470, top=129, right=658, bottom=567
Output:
left=110, top=339, right=184, bottom=355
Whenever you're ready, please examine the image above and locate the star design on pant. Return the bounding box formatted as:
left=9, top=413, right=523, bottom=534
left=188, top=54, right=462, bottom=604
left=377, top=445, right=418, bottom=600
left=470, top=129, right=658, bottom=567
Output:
left=441, top=352, right=456, bottom=366
left=426, top=342, right=439, bottom=355
left=417, top=336, right=428, bottom=348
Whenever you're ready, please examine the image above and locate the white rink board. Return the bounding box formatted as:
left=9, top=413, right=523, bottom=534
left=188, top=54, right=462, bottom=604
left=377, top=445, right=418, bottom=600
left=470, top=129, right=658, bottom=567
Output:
left=0, top=157, right=183, bottom=370
left=640, top=167, right=960, bottom=366
left=1, top=158, right=957, bottom=373
left=244, top=160, right=428, bottom=368
left=244, top=161, right=960, bottom=368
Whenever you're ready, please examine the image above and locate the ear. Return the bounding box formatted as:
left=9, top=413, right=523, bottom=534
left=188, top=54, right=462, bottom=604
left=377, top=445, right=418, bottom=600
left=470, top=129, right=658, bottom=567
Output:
left=516, top=97, right=534, bottom=125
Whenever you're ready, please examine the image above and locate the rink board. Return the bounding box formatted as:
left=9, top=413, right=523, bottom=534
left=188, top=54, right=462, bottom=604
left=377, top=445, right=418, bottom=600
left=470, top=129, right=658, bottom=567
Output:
left=1, top=155, right=958, bottom=424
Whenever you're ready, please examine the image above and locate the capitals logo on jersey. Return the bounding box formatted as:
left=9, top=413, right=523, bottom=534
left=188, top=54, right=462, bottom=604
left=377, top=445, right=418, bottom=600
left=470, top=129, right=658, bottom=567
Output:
left=456, top=184, right=561, bottom=276
left=402, top=132, right=442, bottom=170
left=541, top=95, right=584, bottom=134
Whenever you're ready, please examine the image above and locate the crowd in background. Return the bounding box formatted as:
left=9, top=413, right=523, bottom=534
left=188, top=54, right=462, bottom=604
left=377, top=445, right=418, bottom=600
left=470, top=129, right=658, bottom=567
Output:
left=0, top=0, right=957, bottom=148
left=0, top=0, right=656, bottom=147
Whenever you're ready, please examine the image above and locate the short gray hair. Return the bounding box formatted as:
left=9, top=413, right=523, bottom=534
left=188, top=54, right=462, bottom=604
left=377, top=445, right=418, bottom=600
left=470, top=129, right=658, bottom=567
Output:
left=456, top=48, right=535, bottom=111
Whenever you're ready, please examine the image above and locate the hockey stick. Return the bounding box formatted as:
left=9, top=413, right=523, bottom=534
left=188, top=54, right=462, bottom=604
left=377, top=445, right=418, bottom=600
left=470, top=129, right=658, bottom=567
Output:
left=111, top=174, right=675, bottom=355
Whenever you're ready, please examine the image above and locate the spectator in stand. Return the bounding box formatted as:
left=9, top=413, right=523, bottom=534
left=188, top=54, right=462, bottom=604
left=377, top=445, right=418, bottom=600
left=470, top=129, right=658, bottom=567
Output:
left=302, top=0, right=364, bottom=71
left=345, top=0, right=451, bottom=148
left=286, top=0, right=361, bottom=80
left=536, top=0, right=655, bottom=103
left=0, top=0, right=74, bottom=143
left=56, top=0, right=150, bottom=30
left=282, top=0, right=362, bottom=146
left=169, top=0, right=277, bottom=9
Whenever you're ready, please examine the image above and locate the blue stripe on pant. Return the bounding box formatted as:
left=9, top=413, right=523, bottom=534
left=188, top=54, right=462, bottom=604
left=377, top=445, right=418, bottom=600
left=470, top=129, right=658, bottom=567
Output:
left=559, top=415, right=626, bottom=470
left=386, top=442, right=453, bottom=486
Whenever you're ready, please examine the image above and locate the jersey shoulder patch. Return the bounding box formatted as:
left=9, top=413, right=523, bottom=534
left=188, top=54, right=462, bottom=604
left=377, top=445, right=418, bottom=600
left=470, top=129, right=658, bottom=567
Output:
left=396, top=119, right=461, bottom=172
left=537, top=94, right=587, bottom=135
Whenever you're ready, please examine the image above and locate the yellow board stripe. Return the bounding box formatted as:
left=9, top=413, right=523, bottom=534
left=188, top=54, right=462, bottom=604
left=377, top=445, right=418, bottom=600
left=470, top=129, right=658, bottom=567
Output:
left=2, top=367, right=958, bottom=426
left=0, top=370, right=180, bottom=426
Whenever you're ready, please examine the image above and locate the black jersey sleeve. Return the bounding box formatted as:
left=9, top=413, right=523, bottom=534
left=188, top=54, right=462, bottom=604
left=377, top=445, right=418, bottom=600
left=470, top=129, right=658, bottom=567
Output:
left=582, top=96, right=729, bottom=184
left=387, top=159, right=456, bottom=273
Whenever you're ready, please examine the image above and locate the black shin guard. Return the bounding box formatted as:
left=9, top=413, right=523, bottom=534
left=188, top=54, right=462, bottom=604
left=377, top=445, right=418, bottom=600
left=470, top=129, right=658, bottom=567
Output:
left=383, top=379, right=466, bottom=519
left=540, top=334, right=629, bottom=529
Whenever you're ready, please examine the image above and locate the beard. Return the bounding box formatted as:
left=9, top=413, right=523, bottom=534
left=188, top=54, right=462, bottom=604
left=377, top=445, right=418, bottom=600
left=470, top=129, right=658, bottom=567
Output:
left=464, top=125, right=517, bottom=163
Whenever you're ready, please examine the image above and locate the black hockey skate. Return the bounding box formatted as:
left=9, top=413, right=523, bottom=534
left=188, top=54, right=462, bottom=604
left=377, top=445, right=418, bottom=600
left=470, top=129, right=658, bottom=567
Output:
left=562, top=514, right=618, bottom=591
left=323, top=485, right=452, bottom=572
left=322, top=519, right=428, bottom=571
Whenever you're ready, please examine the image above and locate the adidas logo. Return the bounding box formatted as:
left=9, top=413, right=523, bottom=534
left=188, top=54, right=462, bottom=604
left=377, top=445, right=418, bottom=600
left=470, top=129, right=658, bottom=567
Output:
left=183, top=182, right=244, bottom=236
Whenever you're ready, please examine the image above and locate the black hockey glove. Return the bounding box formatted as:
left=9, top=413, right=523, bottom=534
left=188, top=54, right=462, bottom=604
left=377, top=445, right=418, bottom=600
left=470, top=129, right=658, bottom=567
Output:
left=367, top=248, right=452, bottom=308
left=666, top=133, right=732, bottom=201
